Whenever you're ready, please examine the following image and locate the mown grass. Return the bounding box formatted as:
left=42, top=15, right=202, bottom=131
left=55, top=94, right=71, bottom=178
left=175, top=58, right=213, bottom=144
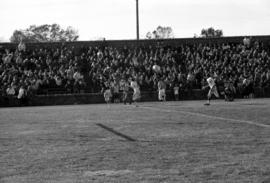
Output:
left=0, top=99, right=269, bottom=183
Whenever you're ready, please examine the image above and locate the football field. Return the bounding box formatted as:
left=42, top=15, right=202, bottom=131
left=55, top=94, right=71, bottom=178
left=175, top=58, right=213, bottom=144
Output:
left=0, top=99, right=270, bottom=183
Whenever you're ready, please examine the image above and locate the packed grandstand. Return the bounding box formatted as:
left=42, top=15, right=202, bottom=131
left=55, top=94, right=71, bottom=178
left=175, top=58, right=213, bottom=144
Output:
left=0, top=37, right=270, bottom=106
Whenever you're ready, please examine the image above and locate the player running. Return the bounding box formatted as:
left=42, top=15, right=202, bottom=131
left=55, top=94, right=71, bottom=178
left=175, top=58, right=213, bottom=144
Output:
left=102, top=82, right=112, bottom=105
left=130, top=78, right=141, bottom=107
left=204, top=74, right=219, bottom=105
left=158, top=78, right=166, bottom=101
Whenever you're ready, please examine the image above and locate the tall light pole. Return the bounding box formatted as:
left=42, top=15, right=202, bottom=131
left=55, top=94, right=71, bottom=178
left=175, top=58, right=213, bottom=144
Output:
left=136, top=0, right=139, bottom=40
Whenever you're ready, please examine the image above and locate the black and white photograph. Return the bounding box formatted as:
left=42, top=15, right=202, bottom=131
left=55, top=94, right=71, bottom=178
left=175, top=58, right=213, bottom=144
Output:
left=0, top=0, right=270, bottom=182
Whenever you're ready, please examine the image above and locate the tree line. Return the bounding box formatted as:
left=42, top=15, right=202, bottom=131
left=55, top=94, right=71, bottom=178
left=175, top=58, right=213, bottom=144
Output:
left=9, top=24, right=223, bottom=43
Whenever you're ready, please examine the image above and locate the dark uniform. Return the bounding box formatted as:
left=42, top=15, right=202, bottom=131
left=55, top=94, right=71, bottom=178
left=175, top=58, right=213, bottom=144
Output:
left=122, top=82, right=132, bottom=104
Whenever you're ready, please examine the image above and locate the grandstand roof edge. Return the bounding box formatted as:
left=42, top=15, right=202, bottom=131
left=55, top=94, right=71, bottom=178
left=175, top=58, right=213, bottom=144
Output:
left=0, top=35, right=270, bottom=45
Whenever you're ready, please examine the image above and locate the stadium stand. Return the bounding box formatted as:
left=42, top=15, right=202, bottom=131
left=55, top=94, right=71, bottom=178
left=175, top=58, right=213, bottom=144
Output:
left=0, top=36, right=270, bottom=106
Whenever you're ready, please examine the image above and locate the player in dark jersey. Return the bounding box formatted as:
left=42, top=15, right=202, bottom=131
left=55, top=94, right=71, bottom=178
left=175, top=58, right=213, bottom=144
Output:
left=122, top=79, right=132, bottom=105
left=224, top=81, right=236, bottom=101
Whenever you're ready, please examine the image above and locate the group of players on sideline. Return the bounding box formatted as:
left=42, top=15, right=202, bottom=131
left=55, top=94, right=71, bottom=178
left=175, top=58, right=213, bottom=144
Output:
left=101, top=70, right=254, bottom=106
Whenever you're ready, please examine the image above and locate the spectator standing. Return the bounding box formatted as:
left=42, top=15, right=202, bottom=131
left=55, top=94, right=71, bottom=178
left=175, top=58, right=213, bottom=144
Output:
left=17, top=85, right=27, bottom=106
left=173, top=83, right=180, bottom=101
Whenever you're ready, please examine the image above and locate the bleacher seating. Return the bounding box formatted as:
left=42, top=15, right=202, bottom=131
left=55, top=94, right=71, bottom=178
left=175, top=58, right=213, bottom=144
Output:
left=0, top=36, right=269, bottom=104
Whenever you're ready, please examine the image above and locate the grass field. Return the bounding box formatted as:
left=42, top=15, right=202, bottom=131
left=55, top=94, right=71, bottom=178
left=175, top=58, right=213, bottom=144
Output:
left=0, top=99, right=270, bottom=183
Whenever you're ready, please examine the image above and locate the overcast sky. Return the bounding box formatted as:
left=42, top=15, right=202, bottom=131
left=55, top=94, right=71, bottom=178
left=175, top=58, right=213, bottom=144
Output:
left=0, top=0, right=270, bottom=41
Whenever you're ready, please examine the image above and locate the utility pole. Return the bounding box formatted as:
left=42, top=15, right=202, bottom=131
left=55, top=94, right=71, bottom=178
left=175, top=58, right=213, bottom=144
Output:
left=136, top=0, right=139, bottom=40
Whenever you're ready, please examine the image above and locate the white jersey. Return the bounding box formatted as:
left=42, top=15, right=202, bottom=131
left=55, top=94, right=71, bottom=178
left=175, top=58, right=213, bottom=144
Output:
left=207, top=77, right=215, bottom=89
left=17, top=87, right=25, bottom=99
left=158, top=80, right=166, bottom=90
left=174, top=86, right=179, bottom=95
left=130, top=81, right=140, bottom=101
left=131, top=81, right=139, bottom=91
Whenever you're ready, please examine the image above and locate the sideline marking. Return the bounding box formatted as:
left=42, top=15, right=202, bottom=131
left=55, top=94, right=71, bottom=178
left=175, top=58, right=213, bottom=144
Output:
left=96, top=123, right=137, bottom=142
left=141, top=106, right=270, bottom=128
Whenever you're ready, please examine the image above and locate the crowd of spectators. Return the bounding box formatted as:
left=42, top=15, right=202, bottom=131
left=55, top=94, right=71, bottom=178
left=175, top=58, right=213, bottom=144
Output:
left=0, top=38, right=270, bottom=104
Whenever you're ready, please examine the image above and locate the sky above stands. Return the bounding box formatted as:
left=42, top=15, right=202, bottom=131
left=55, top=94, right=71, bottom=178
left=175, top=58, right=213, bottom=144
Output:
left=0, top=0, right=270, bottom=41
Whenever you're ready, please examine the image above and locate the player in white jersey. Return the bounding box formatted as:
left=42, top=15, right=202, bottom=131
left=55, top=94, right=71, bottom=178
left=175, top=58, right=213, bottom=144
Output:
left=130, top=78, right=141, bottom=107
left=102, top=82, right=112, bottom=105
left=204, top=75, right=219, bottom=105
left=158, top=79, right=166, bottom=101
left=104, top=88, right=112, bottom=104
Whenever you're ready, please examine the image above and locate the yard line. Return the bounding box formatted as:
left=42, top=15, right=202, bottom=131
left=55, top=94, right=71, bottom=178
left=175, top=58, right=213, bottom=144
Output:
left=141, top=106, right=270, bottom=128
